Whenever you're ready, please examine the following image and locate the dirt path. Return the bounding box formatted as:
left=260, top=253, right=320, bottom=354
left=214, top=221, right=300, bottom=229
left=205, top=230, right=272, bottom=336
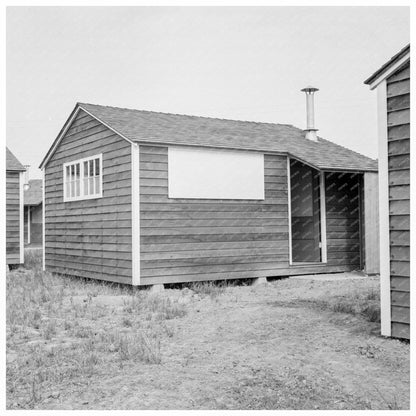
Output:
left=38, top=280, right=409, bottom=410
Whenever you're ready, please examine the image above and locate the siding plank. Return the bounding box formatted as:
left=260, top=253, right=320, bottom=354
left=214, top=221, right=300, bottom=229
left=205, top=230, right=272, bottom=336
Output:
left=6, top=170, right=21, bottom=264
left=139, top=147, right=361, bottom=284
left=44, top=109, right=132, bottom=283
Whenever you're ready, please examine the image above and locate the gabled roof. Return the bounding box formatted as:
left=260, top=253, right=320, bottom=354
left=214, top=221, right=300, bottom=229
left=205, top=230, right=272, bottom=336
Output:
left=364, top=44, right=410, bottom=89
left=24, top=179, right=43, bottom=206
left=40, top=102, right=377, bottom=172
left=6, top=147, right=25, bottom=171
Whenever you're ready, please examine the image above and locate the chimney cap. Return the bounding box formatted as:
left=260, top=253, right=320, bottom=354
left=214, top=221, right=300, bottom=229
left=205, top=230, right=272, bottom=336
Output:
left=301, top=86, right=319, bottom=93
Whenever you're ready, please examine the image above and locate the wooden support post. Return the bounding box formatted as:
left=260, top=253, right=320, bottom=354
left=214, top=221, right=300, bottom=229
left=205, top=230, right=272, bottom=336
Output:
left=27, top=206, right=31, bottom=245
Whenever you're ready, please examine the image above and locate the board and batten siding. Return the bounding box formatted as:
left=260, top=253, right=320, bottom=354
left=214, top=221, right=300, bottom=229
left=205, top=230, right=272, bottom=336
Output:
left=386, top=63, right=410, bottom=339
left=138, top=145, right=362, bottom=285
left=6, top=171, right=23, bottom=265
left=44, top=110, right=133, bottom=284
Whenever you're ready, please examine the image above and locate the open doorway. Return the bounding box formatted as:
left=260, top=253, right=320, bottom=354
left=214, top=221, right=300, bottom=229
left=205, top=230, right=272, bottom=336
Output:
left=289, top=159, right=325, bottom=263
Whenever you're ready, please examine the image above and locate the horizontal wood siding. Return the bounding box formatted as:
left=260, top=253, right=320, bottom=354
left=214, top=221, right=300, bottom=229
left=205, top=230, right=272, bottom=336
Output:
left=325, top=172, right=361, bottom=269
left=6, top=171, right=22, bottom=264
left=387, top=62, right=410, bottom=339
left=139, top=146, right=361, bottom=285
left=44, top=110, right=132, bottom=284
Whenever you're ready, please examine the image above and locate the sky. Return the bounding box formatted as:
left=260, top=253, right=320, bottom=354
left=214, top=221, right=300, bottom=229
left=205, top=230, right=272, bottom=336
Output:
left=6, top=6, right=409, bottom=179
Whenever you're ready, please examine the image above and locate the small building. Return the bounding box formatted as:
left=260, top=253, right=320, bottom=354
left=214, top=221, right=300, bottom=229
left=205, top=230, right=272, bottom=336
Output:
left=365, top=44, right=410, bottom=340
left=6, top=147, right=25, bottom=267
left=24, top=179, right=43, bottom=246
left=40, top=94, right=379, bottom=286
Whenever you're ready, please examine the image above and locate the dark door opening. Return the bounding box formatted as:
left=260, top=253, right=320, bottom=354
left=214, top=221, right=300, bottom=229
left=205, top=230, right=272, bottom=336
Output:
left=290, top=160, right=322, bottom=263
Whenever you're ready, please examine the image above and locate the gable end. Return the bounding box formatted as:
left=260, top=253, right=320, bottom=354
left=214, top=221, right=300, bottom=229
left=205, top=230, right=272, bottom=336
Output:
left=39, top=104, right=134, bottom=170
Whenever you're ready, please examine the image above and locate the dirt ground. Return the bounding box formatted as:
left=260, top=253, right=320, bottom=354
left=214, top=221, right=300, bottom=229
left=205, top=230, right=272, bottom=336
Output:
left=6, top=260, right=410, bottom=410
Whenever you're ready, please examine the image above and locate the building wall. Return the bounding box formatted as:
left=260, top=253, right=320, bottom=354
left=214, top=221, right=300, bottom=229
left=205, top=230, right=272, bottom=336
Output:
left=24, top=204, right=43, bottom=245
left=6, top=171, right=22, bottom=265
left=325, top=172, right=361, bottom=269
left=386, top=63, right=410, bottom=339
left=44, top=110, right=133, bottom=284
left=138, top=145, right=361, bottom=285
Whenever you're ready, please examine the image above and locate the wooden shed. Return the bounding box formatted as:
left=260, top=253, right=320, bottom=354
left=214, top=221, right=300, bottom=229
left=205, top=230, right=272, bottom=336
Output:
left=40, top=100, right=379, bottom=286
left=24, top=179, right=43, bottom=246
left=365, top=44, right=410, bottom=340
left=6, top=147, right=25, bottom=267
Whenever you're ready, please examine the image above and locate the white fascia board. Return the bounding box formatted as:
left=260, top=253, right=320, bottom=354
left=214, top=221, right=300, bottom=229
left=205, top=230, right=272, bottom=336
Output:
left=368, top=53, right=410, bottom=90
left=377, top=80, right=391, bottom=337
left=131, top=143, right=141, bottom=286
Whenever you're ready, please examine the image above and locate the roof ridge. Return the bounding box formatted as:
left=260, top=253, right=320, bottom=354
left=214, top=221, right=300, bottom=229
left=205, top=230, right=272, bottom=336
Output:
left=37, top=101, right=378, bottom=172
left=77, top=102, right=302, bottom=131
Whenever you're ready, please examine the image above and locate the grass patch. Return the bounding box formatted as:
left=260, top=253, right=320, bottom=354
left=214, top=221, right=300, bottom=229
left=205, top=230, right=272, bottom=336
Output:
left=123, top=292, right=186, bottom=320
left=7, top=250, right=408, bottom=410
left=308, top=286, right=381, bottom=323
left=7, top=249, right=184, bottom=409
left=190, top=281, right=226, bottom=299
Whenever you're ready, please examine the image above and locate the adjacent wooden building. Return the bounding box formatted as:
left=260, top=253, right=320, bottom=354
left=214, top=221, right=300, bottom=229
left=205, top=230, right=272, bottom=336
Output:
left=40, top=100, right=379, bottom=286
left=365, top=44, right=410, bottom=340
left=24, top=179, right=43, bottom=246
left=6, top=147, right=25, bottom=267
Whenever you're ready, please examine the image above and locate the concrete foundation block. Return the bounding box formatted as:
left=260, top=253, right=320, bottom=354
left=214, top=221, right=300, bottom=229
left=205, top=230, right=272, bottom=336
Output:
left=149, top=284, right=165, bottom=293
left=252, top=277, right=268, bottom=286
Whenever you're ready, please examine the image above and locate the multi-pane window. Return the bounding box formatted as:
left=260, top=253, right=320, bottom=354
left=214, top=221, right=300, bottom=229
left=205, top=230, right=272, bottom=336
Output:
left=63, top=154, right=102, bottom=201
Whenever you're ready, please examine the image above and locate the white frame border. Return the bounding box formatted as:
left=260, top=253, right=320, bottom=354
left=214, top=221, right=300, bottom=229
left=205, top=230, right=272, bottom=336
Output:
left=63, top=153, right=103, bottom=202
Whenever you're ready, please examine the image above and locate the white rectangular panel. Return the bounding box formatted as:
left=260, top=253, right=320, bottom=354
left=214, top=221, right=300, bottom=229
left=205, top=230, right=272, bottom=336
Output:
left=168, top=147, right=264, bottom=200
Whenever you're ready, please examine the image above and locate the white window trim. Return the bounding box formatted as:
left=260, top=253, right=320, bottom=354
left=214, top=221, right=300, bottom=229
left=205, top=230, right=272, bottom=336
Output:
left=63, top=154, right=103, bottom=202
left=287, top=157, right=327, bottom=265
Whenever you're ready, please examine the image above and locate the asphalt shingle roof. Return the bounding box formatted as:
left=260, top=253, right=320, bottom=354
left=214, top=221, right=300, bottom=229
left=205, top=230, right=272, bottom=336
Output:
left=24, top=179, right=43, bottom=206
left=6, top=147, right=25, bottom=171
left=78, top=103, right=377, bottom=172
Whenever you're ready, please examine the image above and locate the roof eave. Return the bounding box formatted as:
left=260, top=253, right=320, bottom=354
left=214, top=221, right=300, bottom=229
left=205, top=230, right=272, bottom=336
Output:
left=364, top=44, right=410, bottom=90
left=24, top=201, right=42, bottom=206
